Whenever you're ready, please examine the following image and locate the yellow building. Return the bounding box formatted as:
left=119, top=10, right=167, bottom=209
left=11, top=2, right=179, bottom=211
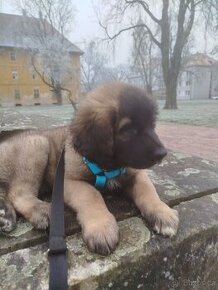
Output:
left=0, top=13, right=82, bottom=106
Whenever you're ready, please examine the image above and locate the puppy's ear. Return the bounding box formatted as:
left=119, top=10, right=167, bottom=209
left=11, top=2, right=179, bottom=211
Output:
left=71, top=107, right=116, bottom=168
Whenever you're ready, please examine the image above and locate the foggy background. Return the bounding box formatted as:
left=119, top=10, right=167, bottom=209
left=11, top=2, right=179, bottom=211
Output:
left=1, top=0, right=216, bottom=66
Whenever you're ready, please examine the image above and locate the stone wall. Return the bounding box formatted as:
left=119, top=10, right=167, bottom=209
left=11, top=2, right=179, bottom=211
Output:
left=0, top=111, right=218, bottom=290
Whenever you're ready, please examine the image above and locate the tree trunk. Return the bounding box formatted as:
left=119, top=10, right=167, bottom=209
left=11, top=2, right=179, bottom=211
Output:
left=54, top=85, right=62, bottom=105
left=164, top=76, right=178, bottom=109
left=160, top=0, right=177, bottom=109
left=162, top=58, right=179, bottom=109
left=146, top=84, right=153, bottom=98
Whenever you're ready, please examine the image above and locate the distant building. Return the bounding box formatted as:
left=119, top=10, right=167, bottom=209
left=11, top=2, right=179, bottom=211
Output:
left=177, top=53, right=218, bottom=100
left=0, top=13, right=83, bottom=106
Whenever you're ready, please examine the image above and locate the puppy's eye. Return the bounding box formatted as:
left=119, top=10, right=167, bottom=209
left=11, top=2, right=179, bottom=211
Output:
left=126, top=128, right=138, bottom=135
left=119, top=124, right=138, bottom=135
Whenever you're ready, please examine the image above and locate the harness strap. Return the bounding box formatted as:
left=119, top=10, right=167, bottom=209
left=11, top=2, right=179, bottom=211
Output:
left=95, top=175, right=107, bottom=188
left=48, top=149, right=68, bottom=290
left=83, top=157, right=126, bottom=189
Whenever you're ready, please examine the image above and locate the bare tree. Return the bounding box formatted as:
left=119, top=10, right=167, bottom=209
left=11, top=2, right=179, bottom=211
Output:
left=98, top=0, right=217, bottom=109
left=81, top=41, right=107, bottom=93
left=206, top=0, right=218, bottom=55
left=15, top=0, right=78, bottom=107
left=81, top=40, right=130, bottom=93
left=131, top=18, right=162, bottom=96
left=102, top=64, right=130, bottom=82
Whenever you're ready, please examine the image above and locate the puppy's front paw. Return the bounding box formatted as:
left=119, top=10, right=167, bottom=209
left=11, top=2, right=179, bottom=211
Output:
left=82, top=213, right=119, bottom=256
left=0, top=199, right=16, bottom=233
left=29, top=202, right=51, bottom=229
left=143, top=201, right=179, bottom=237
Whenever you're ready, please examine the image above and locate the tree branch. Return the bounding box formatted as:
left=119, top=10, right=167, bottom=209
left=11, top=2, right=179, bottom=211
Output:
left=124, top=0, right=161, bottom=24
left=194, top=0, right=204, bottom=7
left=59, top=86, right=77, bottom=111
left=184, top=0, right=195, bottom=40
left=31, top=53, right=77, bottom=109
left=31, top=54, right=54, bottom=88
left=99, top=21, right=161, bottom=48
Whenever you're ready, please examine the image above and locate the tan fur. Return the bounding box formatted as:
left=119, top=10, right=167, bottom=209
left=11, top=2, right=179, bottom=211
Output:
left=0, top=82, right=179, bottom=255
left=126, top=169, right=178, bottom=237
left=118, top=117, right=132, bottom=131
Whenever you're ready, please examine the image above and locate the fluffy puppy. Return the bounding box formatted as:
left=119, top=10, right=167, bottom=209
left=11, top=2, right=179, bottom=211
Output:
left=0, top=82, right=178, bottom=255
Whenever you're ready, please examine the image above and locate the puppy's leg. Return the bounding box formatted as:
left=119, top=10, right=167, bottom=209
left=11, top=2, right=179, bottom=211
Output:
left=8, top=136, right=51, bottom=229
left=126, top=170, right=179, bottom=237
left=64, top=179, right=119, bottom=256
left=8, top=183, right=50, bottom=229
left=0, top=187, right=16, bottom=232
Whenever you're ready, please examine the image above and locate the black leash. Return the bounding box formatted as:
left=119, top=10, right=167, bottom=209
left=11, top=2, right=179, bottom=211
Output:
left=48, top=149, right=68, bottom=290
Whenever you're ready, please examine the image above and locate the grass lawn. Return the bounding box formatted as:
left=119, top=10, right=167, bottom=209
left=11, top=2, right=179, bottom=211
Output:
left=157, top=100, right=218, bottom=128
left=1, top=99, right=218, bottom=128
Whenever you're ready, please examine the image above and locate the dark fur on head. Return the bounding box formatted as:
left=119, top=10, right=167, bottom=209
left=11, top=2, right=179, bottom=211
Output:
left=71, top=82, right=167, bottom=170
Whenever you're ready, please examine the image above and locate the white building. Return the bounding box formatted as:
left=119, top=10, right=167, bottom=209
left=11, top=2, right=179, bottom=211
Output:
left=177, top=53, right=218, bottom=100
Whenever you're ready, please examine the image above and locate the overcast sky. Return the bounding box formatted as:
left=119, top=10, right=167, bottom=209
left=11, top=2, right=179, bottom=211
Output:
left=1, top=0, right=130, bottom=66
left=1, top=0, right=216, bottom=66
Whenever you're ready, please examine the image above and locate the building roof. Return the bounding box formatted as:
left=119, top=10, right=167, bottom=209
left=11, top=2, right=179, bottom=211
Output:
left=0, top=13, right=83, bottom=54
left=184, top=53, right=217, bottom=67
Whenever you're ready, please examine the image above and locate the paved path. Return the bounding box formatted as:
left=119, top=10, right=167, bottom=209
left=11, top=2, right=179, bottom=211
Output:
left=157, top=122, right=218, bottom=162
left=1, top=107, right=218, bottom=163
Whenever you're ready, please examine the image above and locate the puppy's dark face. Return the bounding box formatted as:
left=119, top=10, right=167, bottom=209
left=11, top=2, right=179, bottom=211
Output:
left=71, top=83, right=167, bottom=170
left=114, top=87, right=167, bottom=169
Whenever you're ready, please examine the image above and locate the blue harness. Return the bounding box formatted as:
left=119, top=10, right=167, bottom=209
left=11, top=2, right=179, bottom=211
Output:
left=83, top=157, right=126, bottom=189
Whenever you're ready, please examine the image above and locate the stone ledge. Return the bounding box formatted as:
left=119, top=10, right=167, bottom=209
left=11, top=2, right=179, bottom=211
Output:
left=0, top=193, right=218, bottom=290
left=1, top=111, right=218, bottom=289
left=1, top=151, right=217, bottom=256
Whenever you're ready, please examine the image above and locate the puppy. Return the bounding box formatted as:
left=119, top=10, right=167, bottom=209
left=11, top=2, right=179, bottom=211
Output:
left=0, top=82, right=178, bottom=255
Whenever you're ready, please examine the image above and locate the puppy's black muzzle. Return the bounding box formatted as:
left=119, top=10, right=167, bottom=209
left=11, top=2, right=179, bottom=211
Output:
left=147, top=129, right=167, bottom=165
left=152, top=146, right=167, bottom=163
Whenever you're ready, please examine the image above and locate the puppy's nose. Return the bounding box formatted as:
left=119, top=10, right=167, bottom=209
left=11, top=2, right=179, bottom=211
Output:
left=153, top=147, right=167, bottom=162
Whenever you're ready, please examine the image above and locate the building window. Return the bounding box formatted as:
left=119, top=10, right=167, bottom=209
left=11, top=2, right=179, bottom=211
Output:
left=12, top=70, right=18, bottom=80
left=34, top=89, right=40, bottom=98
left=186, top=90, right=190, bottom=96
left=186, top=71, right=191, bottom=80
left=32, top=73, right=36, bottom=80
left=14, top=89, right=20, bottom=99
left=10, top=51, right=16, bottom=61
left=186, top=81, right=191, bottom=86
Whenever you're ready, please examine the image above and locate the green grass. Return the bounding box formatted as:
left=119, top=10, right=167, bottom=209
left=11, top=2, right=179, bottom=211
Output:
left=157, top=100, right=218, bottom=128
left=14, top=104, right=74, bottom=119
left=1, top=99, right=218, bottom=128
